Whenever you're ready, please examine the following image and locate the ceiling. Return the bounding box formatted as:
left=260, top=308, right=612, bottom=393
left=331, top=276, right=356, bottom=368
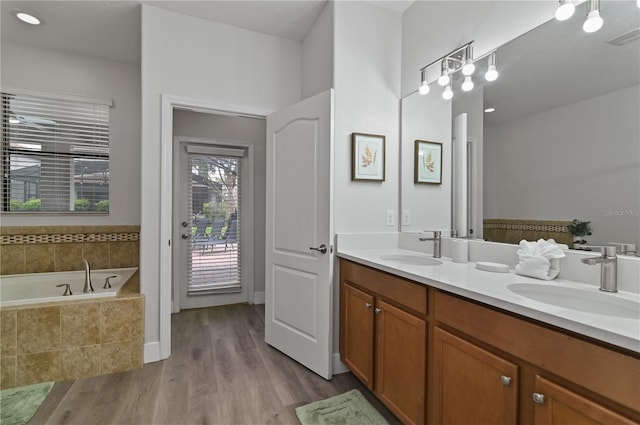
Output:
left=1, top=0, right=414, bottom=65
left=451, top=1, right=640, bottom=125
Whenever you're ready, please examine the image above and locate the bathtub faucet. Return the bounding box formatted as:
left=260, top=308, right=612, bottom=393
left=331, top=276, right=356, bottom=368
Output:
left=82, top=259, right=94, bottom=293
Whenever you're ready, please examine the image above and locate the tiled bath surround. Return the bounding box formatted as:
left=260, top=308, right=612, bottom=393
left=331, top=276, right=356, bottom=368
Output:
left=0, top=225, right=139, bottom=275
left=0, top=226, right=143, bottom=389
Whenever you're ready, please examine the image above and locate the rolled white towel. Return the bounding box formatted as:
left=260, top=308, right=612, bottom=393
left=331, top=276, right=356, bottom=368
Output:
left=515, top=239, right=566, bottom=280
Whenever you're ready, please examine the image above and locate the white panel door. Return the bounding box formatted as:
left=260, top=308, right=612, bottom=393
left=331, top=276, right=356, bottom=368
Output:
left=265, top=89, right=333, bottom=379
left=453, top=114, right=468, bottom=237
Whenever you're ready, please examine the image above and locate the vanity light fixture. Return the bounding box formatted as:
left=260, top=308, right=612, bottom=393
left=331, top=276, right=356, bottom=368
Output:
left=418, top=41, right=492, bottom=97
left=485, top=52, right=499, bottom=82
left=461, top=45, right=475, bottom=76
left=461, top=76, right=474, bottom=92
left=442, top=85, right=454, bottom=100
left=419, top=69, right=430, bottom=95
left=555, top=0, right=576, bottom=21
left=437, top=60, right=450, bottom=86
left=12, top=10, right=41, bottom=25
left=583, top=0, right=603, bottom=33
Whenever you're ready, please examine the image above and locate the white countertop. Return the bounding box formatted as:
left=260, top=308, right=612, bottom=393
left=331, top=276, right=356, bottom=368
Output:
left=337, top=247, right=640, bottom=353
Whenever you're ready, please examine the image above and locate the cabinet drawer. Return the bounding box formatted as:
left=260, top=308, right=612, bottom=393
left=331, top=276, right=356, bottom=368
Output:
left=340, top=259, right=427, bottom=316
left=434, top=290, right=640, bottom=413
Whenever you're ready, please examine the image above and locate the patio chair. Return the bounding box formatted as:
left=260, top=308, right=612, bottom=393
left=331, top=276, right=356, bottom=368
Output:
left=224, top=218, right=238, bottom=251
left=193, top=217, right=224, bottom=253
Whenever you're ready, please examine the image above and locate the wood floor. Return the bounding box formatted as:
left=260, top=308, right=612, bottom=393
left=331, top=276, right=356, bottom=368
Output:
left=30, top=304, right=401, bottom=425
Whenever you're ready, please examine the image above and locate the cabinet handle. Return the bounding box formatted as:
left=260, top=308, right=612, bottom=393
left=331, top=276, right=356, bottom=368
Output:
left=500, top=375, right=512, bottom=386
left=532, top=393, right=545, bottom=405
left=374, top=308, right=382, bottom=314
left=365, top=303, right=372, bottom=309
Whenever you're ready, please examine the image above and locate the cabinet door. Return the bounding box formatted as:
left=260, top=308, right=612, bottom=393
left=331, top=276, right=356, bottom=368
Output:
left=432, top=327, right=518, bottom=425
left=375, top=299, right=426, bottom=425
left=341, top=282, right=375, bottom=389
left=533, top=376, right=637, bottom=425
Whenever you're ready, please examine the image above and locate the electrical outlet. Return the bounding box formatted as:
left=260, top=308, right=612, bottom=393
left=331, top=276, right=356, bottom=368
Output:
left=402, top=210, right=411, bottom=226
left=386, top=210, right=396, bottom=226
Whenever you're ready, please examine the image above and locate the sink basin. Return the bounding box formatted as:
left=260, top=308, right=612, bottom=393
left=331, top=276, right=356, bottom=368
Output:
left=379, top=254, right=442, bottom=266
left=507, top=283, right=640, bottom=318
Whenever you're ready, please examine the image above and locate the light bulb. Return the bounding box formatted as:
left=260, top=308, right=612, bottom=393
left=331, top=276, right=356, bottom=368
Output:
left=462, top=59, right=475, bottom=76
left=438, top=73, right=450, bottom=87
left=15, top=11, right=41, bottom=25
left=419, top=81, right=430, bottom=95
left=555, top=0, right=575, bottom=21
left=461, top=76, right=474, bottom=92
left=637, top=0, right=640, bottom=8
left=442, top=85, right=454, bottom=100
left=485, top=65, right=499, bottom=82
left=583, top=10, right=603, bottom=33
left=484, top=108, right=496, bottom=113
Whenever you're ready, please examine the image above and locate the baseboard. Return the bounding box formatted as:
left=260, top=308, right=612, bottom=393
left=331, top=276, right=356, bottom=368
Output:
left=253, top=291, right=265, bottom=304
left=144, top=341, right=161, bottom=363
left=333, top=353, right=350, bottom=375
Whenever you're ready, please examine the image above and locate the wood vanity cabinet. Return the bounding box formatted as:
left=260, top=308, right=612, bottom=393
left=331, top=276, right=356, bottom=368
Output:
left=340, top=259, right=427, bottom=425
left=432, top=326, right=518, bottom=425
left=433, top=290, right=640, bottom=425
left=339, top=259, right=640, bottom=425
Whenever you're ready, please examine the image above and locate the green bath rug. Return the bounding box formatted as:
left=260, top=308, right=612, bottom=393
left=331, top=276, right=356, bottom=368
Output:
left=295, top=389, right=390, bottom=425
left=0, top=382, right=54, bottom=425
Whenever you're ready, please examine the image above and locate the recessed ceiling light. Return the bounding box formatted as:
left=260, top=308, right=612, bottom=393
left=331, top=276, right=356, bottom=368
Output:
left=13, top=10, right=41, bottom=25
left=484, top=108, right=496, bottom=113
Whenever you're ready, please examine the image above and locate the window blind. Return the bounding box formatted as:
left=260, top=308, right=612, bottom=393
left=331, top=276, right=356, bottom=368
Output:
left=1, top=91, right=110, bottom=212
left=187, top=150, right=243, bottom=294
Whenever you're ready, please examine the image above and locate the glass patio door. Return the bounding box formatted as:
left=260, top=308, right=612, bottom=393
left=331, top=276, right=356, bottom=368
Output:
left=174, top=142, right=250, bottom=310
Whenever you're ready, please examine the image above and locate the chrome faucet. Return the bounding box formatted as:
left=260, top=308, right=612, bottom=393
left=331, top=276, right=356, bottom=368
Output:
left=419, top=230, right=442, bottom=258
left=580, top=246, right=617, bottom=293
left=82, top=258, right=94, bottom=293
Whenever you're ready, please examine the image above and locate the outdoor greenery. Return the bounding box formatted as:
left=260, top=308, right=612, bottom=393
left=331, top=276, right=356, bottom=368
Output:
left=96, top=200, right=109, bottom=212
left=203, top=201, right=227, bottom=219
left=74, top=199, right=91, bottom=211
left=10, top=199, right=23, bottom=211
left=22, top=199, right=41, bottom=211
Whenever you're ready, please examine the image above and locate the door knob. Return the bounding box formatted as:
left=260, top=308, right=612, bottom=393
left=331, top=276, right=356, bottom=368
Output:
left=181, top=221, right=189, bottom=227
left=309, top=244, right=327, bottom=254
left=181, top=234, right=189, bottom=239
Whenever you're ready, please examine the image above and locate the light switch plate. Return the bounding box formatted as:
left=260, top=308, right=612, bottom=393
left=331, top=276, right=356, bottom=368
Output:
left=402, top=210, right=411, bottom=226
left=386, top=210, right=395, bottom=226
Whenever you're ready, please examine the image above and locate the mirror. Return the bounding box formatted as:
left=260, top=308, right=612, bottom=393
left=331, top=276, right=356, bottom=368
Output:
left=401, top=1, right=640, bottom=250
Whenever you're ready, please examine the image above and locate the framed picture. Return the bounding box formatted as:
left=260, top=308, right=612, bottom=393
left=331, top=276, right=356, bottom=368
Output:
left=352, top=133, right=385, bottom=181
left=414, top=140, right=442, bottom=184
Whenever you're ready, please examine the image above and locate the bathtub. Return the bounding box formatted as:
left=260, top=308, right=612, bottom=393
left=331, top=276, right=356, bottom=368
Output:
left=0, top=267, right=138, bottom=308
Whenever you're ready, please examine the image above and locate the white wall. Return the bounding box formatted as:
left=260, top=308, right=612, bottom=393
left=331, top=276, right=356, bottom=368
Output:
left=333, top=1, right=402, bottom=234
left=141, top=5, right=302, bottom=355
left=0, top=41, right=141, bottom=225
left=400, top=92, right=452, bottom=232
left=401, top=1, right=556, bottom=97
left=332, top=0, right=402, bottom=365
left=486, top=85, right=640, bottom=246
left=302, top=1, right=334, bottom=99
left=172, top=110, right=267, bottom=295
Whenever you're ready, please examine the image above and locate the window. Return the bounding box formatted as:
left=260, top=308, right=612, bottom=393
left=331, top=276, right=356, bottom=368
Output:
left=1, top=91, right=110, bottom=213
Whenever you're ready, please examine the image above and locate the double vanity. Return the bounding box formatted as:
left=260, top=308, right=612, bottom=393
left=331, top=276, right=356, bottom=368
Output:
left=337, top=235, right=640, bottom=425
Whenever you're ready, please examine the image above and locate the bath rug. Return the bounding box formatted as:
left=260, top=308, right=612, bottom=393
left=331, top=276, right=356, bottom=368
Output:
left=295, top=389, right=390, bottom=425
left=0, top=381, right=54, bottom=425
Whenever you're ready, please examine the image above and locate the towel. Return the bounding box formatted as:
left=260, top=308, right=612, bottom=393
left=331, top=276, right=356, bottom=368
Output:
left=515, top=238, right=566, bottom=280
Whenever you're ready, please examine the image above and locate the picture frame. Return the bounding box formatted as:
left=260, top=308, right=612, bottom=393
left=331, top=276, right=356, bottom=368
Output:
left=414, top=140, right=443, bottom=184
left=351, top=133, right=385, bottom=181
